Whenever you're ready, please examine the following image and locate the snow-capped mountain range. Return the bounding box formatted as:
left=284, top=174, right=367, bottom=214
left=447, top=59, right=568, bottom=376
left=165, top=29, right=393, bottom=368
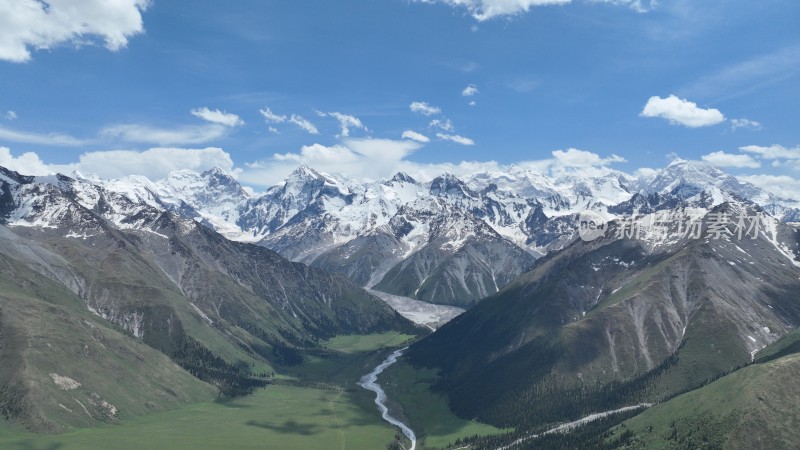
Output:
left=1, top=160, right=798, bottom=307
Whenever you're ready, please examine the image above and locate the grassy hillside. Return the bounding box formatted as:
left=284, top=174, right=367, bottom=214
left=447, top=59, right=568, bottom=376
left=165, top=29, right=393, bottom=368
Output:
left=406, top=210, right=800, bottom=432
left=612, top=352, right=800, bottom=449
left=0, top=332, right=418, bottom=449
left=0, top=252, right=217, bottom=432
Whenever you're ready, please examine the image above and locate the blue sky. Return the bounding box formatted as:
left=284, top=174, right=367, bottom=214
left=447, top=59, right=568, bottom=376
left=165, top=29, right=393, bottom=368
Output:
left=0, top=0, right=799, bottom=195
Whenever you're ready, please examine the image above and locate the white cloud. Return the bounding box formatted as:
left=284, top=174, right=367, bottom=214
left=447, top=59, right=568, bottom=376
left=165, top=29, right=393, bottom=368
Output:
left=437, top=133, right=475, bottom=146
left=551, top=148, right=625, bottom=169
left=730, top=118, right=762, bottom=132
left=640, top=95, right=726, bottom=128
left=268, top=126, right=280, bottom=134
left=259, top=108, right=288, bottom=123
left=318, top=112, right=367, bottom=137
left=462, top=84, right=479, bottom=96
left=469, top=100, right=477, bottom=107
left=100, top=108, right=244, bottom=146
left=345, top=138, right=424, bottom=163
left=0, top=126, right=87, bottom=146
left=596, top=0, right=655, bottom=13
left=288, top=114, right=319, bottom=135
left=240, top=138, right=424, bottom=185
left=63, top=147, right=234, bottom=180
left=190, top=107, right=244, bottom=127
left=0, top=146, right=233, bottom=180
left=633, top=167, right=658, bottom=181
left=416, top=0, right=653, bottom=21
left=273, top=143, right=360, bottom=164
left=402, top=130, right=431, bottom=143
left=410, top=101, right=441, bottom=116
left=740, top=175, right=800, bottom=201
left=258, top=107, right=318, bottom=134
left=2, top=141, right=631, bottom=193
left=0, top=0, right=149, bottom=63
left=0, top=146, right=52, bottom=174
left=416, top=0, right=570, bottom=21
left=740, top=144, right=800, bottom=160
left=429, top=119, right=455, bottom=132
left=5, top=111, right=17, bottom=120
left=100, top=123, right=228, bottom=146
left=701, top=151, right=761, bottom=169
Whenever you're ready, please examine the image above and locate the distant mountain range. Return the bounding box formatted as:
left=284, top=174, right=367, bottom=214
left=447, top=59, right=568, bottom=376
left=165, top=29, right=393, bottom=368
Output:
left=2, top=160, right=799, bottom=445
left=0, top=165, right=414, bottom=431
left=13, top=159, right=795, bottom=307
left=405, top=198, right=800, bottom=446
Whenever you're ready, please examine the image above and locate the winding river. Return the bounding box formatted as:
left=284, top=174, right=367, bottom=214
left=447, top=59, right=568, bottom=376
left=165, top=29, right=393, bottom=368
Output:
left=358, top=348, right=417, bottom=450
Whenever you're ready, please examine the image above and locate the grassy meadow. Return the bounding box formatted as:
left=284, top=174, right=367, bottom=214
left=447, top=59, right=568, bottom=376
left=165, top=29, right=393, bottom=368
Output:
left=0, top=332, right=418, bottom=450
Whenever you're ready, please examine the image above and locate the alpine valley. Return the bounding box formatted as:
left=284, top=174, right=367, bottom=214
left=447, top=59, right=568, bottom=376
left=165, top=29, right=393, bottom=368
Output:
left=1, top=159, right=799, bottom=449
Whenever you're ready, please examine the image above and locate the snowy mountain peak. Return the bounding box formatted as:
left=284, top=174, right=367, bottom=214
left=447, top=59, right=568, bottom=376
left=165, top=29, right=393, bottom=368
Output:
left=648, top=159, right=726, bottom=193
left=289, top=164, right=323, bottom=181
left=389, top=172, right=417, bottom=184
left=201, top=166, right=228, bottom=177
left=429, top=173, right=475, bottom=198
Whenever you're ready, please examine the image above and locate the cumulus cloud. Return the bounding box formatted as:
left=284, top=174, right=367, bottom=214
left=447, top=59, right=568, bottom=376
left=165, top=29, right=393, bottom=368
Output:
left=239, top=138, right=424, bottom=185
left=5, top=111, right=17, bottom=120
left=317, top=111, right=367, bottom=137
left=701, top=151, right=761, bottom=169
left=429, top=119, right=455, bottom=132
left=740, top=144, right=800, bottom=161
left=415, top=0, right=653, bottom=21
left=0, top=146, right=233, bottom=180
left=640, top=95, right=726, bottom=128
left=0, top=146, right=52, bottom=174
left=62, top=147, right=234, bottom=180
left=730, top=118, right=762, bottom=132
left=550, top=148, right=625, bottom=171
left=410, top=101, right=441, bottom=116
left=190, top=107, right=244, bottom=127
left=240, top=144, right=625, bottom=187
left=259, top=107, right=318, bottom=134
left=462, top=84, right=479, bottom=96
left=100, top=123, right=228, bottom=146
left=273, top=143, right=360, bottom=165
left=740, top=175, right=800, bottom=201
left=416, top=0, right=569, bottom=21
left=1, top=141, right=631, bottom=192
left=0, top=126, right=87, bottom=146
left=598, top=0, right=655, bottom=13
left=402, top=130, right=431, bottom=143
left=436, top=133, right=475, bottom=145
left=0, top=0, right=150, bottom=63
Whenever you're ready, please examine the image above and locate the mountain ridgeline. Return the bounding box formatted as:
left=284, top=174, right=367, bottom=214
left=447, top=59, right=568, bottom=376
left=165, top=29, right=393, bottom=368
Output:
left=2, top=159, right=799, bottom=446
left=0, top=166, right=415, bottom=431
left=36, top=160, right=800, bottom=309
left=406, top=199, right=800, bottom=440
